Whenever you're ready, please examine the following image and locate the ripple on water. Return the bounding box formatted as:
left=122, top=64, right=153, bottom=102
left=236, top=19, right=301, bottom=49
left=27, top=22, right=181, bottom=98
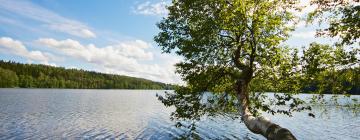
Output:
left=0, top=89, right=359, bottom=140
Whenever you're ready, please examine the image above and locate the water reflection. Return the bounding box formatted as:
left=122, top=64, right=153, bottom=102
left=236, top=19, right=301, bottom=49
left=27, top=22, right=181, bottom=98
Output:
left=0, top=89, right=359, bottom=140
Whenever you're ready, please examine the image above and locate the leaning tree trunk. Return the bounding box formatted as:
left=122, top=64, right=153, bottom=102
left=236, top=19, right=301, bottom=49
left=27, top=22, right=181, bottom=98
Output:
left=236, top=81, right=297, bottom=140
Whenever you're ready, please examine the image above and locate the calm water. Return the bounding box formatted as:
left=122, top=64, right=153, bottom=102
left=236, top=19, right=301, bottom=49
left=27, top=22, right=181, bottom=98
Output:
left=0, top=89, right=359, bottom=140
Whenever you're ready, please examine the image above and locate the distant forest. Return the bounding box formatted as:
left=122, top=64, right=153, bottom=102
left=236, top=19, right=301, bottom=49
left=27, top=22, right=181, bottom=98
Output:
left=0, top=60, right=358, bottom=94
left=300, top=68, right=360, bottom=95
left=251, top=67, right=360, bottom=95
left=0, top=60, right=173, bottom=89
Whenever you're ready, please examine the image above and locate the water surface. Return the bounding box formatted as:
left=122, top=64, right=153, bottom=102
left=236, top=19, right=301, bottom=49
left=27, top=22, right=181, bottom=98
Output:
left=0, top=89, right=359, bottom=139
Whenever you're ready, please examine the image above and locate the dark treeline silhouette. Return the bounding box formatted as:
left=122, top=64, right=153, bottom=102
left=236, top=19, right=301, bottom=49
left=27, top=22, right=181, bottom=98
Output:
left=299, top=67, right=360, bottom=95
left=0, top=60, right=173, bottom=89
left=250, top=67, right=360, bottom=95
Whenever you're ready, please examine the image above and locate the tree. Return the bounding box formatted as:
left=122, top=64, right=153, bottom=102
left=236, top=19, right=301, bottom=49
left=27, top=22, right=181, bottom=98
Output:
left=308, top=0, right=360, bottom=45
left=0, top=67, right=18, bottom=88
left=155, top=0, right=303, bottom=139
left=155, top=0, right=358, bottom=139
left=19, top=75, right=34, bottom=88
left=301, top=43, right=358, bottom=95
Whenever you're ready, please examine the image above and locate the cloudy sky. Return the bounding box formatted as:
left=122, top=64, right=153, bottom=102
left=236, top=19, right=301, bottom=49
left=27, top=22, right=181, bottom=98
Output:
left=0, top=0, right=336, bottom=84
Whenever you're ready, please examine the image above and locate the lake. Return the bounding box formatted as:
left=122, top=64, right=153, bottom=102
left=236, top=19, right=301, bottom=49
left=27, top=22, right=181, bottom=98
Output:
left=0, top=89, right=359, bottom=140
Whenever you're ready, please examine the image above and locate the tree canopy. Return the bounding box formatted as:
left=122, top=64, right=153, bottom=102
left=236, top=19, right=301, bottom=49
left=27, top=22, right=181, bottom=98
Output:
left=154, top=0, right=359, bottom=139
left=0, top=67, right=18, bottom=88
left=308, top=0, right=360, bottom=45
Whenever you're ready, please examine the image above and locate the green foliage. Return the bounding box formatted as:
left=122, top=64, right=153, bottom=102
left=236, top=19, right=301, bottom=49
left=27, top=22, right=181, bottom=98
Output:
left=308, top=0, right=360, bottom=45
left=154, top=0, right=359, bottom=131
left=0, top=60, right=173, bottom=89
left=0, top=67, right=18, bottom=88
left=301, top=43, right=359, bottom=95
left=155, top=0, right=308, bottom=122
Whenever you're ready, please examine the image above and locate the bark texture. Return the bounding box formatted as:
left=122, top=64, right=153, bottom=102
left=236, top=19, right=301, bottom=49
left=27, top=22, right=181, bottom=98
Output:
left=236, top=80, right=297, bottom=140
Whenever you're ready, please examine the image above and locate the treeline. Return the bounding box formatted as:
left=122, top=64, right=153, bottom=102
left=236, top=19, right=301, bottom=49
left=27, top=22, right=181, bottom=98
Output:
left=0, top=60, right=173, bottom=89
left=251, top=67, right=360, bottom=95
left=300, top=68, right=360, bottom=95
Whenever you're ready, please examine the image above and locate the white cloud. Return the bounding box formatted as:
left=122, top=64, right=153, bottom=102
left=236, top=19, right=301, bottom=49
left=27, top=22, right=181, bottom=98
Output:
left=134, top=1, right=169, bottom=16
left=296, top=21, right=307, bottom=28
left=115, top=40, right=154, bottom=60
left=47, top=23, right=96, bottom=39
left=0, top=37, right=49, bottom=62
left=291, top=31, right=316, bottom=39
left=36, top=38, right=181, bottom=84
left=0, top=0, right=96, bottom=38
left=36, top=38, right=153, bottom=61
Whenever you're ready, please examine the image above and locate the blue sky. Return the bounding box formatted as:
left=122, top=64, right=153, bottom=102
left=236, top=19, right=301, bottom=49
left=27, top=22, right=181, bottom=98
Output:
left=0, top=0, right=338, bottom=84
